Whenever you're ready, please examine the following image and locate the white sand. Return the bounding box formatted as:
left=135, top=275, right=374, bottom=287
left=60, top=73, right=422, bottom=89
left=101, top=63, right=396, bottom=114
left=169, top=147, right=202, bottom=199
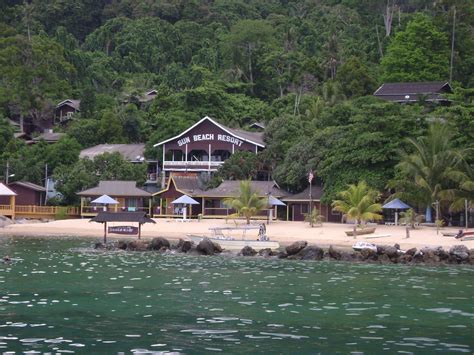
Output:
left=1, top=218, right=473, bottom=251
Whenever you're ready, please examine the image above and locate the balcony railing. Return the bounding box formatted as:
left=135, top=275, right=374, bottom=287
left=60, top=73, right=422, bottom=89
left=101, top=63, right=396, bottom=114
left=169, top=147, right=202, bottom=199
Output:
left=163, top=160, right=223, bottom=167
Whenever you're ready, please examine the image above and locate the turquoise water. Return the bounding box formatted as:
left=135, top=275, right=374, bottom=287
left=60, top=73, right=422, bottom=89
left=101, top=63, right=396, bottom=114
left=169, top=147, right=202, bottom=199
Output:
left=0, top=237, right=473, bottom=354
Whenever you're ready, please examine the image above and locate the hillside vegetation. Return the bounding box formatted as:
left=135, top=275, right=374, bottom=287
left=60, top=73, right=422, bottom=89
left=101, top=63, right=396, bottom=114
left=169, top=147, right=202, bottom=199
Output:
left=0, top=0, right=472, bottom=209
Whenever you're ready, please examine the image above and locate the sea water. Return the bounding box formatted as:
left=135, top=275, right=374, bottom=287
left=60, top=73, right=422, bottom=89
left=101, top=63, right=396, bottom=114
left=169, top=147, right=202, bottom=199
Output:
left=0, top=237, right=472, bottom=353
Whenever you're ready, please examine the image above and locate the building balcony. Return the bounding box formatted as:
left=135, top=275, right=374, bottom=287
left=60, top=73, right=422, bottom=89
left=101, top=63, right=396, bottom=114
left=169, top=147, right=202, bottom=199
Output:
left=163, top=160, right=223, bottom=171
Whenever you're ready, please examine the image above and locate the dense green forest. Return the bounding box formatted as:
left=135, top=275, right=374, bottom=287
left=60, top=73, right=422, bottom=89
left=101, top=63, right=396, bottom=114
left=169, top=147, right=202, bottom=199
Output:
left=0, top=0, right=473, bottom=217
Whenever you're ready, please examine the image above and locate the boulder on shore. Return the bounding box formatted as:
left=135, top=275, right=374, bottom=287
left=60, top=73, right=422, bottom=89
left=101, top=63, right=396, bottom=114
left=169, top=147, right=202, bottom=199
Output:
left=449, top=245, right=470, bottom=263
left=176, top=239, right=194, bottom=253
left=296, top=246, right=324, bottom=261
left=328, top=245, right=342, bottom=260
left=0, top=216, right=13, bottom=228
left=258, top=248, right=273, bottom=258
left=286, top=241, right=308, bottom=256
left=359, top=248, right=378, bottom=261
left=127, top=240, right=148, bottom=251
left=239, top=246, right=257, bottom=256
left=197, top=238, right=222, bottom=255
left=149, top=237, right=170, bottom=250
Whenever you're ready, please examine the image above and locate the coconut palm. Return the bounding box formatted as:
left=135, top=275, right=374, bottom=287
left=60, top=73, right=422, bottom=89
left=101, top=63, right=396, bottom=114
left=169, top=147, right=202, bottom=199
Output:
left=331, top=181, right=383, bottom=238
left=394, top=122, right=464, bottom=222
left=304, top=208, right=325, bottom=227
left=399, top=208, right=425, bottom=238
left=223, top=180, right=266, bottom=224
left=443, top=162, right=474, bottom=213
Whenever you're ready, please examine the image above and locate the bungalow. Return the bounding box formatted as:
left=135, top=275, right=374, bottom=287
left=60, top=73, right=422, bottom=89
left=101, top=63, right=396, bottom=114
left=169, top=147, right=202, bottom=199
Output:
left=282, top=185, right=341, bottom=223
left=7, top=182, right=46, bottom=206
left=77, top=181, right=152, bottom=217
left=152, top=174, right=287, bottom=220
left=373, top=81, right=452, bottom=104
left=55, top=99, right=80, bottom=123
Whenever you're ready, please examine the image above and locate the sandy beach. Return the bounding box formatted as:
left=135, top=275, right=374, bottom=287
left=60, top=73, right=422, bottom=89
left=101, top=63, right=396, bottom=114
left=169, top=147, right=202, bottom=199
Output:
left=1, top=218, right=473, bottom=251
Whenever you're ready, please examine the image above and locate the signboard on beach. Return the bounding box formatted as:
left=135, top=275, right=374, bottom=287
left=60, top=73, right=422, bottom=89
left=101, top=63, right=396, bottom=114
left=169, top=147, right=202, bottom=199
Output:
left=108, top=225, right=139, bottom=235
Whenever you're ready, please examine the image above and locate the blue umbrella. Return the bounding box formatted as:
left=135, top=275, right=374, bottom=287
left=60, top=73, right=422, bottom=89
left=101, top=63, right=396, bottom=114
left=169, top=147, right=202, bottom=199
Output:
left=382, top=199, right=411, bottom=226
left=382, top=199, right=411, bottom=210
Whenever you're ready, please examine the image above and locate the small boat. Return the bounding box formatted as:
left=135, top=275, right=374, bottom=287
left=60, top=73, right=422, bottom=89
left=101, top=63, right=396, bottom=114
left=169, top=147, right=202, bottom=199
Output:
left=345, top=227, right=376, bottom=236
left=352, top=241, right=377, bottom=252
left=187, top=225, right=280, bottom=251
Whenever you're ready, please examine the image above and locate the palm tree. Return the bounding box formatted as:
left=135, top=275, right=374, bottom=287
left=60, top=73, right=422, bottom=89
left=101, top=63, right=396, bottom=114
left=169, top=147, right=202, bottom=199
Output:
left=444, top=162, right=474, bottom=213
left=332, top=181, right=383, bottom=238
left=399, top=208, right=425, bottom=238
left=223, top=180, right=266, bottom=224
left=304, top=208, right=325, bottom=227
left=394, top=123, right=464, bottom=222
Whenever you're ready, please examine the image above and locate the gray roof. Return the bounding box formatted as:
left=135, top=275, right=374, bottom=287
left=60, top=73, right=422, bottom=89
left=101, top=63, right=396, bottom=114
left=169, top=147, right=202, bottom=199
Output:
left=249, top=122, right=265, bottom=130
left=153, top=175, right=205, bottom=197
left=32, top=132, right=65, bottom=143
left=227, top=127, right=264, bottom=146
left=283, top=185, right=323, bottom=201
left=9, top=181, right=46, bottom=192
left=373, top=82, right=452, bottom=103
left=202, top=180, right=286, bottom=198
left=77, top=181, right=151, bottom=197
left=56, top=99, right=81, bottom=111
left=80, top=144, right=154, bottom=162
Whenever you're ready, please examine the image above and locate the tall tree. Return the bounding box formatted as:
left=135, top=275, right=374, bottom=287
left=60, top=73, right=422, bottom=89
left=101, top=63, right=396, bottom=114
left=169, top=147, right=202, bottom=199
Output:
left=223, top=180, right=267, bottom=224
left=381, top=14, right=450, bottom=82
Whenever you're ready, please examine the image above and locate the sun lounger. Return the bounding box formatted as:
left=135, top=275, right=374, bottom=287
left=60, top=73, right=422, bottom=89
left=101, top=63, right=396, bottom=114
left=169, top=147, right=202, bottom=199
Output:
left=365, top=234, right=392, bottom=239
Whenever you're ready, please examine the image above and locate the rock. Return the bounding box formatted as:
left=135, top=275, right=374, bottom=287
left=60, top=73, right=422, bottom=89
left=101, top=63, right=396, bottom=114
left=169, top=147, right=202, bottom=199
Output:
left=258, top=248, right=273, bottom=257
left=0, top=216, right=13, bottom=228
left=117, top=240, right=128, bottom=250
left=422, top=250, right=440, bottom=264
left=469, top=249, right=474, bottom=265
left=297, top=246, right=324, bottom=261
left=328, top=246, right=342, bottom=260
left=176, top=239, right=193, bottom=253
left=149, top=237, right=170, bottom=250
left=360, top=248, right=378, bottom=261
left=276, top=251, right=288, bottom=259
left=384, top=246, right=399, bottom=259
left=436, top=248, right=449, bottom=261
left=212, top=241, right=223, bottom=254
left=398, top=254, right=413, bottom=264
left=449, top=245, right=470, bottom=263
left=196, top=238, right=214, bottom=255
left=405, top=248, right=417, bottom=256
left=127, top=240, right=148, bottom=251
left=394, top=243, right=401, bottom=250
left=340, top=252, right=357, bottom=262
left=285, top=241, right=308, bottom=256
left=412, top=250, right=424, bottom=263
left=94, top=242, right=105, bottom=249
left=378, top=254, right=391, bottom=264
left=239, top=246, right=257, bottom=256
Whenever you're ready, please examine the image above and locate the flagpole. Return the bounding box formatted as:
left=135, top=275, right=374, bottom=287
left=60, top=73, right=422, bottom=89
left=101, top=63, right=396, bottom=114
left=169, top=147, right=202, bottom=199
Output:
left=309, top=177, right=313, bottom=227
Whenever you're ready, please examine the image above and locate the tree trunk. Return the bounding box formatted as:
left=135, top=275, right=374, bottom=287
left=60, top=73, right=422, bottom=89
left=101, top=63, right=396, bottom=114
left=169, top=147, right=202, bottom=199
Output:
left=353, top=224, right=357, bottom=239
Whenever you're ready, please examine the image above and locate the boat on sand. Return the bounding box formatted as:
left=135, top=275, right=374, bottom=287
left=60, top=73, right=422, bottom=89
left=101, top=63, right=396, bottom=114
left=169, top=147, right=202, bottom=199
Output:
left=352, top=241, right=377, bottom=252
left=188, top=225, right=280, bottom=251
left=345, top=227, right=376, bottom=236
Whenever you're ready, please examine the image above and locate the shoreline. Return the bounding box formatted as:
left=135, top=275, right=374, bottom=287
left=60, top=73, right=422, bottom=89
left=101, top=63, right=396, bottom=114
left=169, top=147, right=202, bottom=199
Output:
left=0, top=218, right=473, bottom=251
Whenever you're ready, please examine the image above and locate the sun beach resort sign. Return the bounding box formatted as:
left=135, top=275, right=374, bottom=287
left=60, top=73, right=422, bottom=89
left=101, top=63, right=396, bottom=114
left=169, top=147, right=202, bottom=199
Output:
left=177, top=133, right=244, bottom=147
left=108, top=225, right=139, bottom=235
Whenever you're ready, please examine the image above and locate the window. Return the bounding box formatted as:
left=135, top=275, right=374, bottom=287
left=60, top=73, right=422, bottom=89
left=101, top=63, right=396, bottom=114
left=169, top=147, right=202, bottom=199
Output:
left=301, top=203, right=309, bottom=214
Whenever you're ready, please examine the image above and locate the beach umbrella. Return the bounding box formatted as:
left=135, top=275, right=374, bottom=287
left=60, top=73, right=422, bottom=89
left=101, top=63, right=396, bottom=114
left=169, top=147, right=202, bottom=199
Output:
left=92, top=195, right=119, bottom=212
left=268, top=195, right=286, bottom=206
left=92, top=195, right=119, bottom=205
left=382, top=199, right=411, bottom=226
left=171, top=195, right=199, bottom=220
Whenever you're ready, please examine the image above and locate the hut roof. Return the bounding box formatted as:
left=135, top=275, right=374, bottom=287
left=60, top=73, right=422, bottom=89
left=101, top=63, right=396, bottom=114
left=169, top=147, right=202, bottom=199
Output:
left=154, top=116, right=265, bottom=148
left=90, top=211, right=155, bottom=224
left=373, top=81, right=452, bottom=103
left=79, top=144, right=155, bottom=162
left=0, top=183, right=17, bottom=196
left=77, top=181, right=151, bottom=197
left=56, top=99, right=81, bottom=111
left=202, top=180, right=286, bottom=198
left=9, top=181, right=46, bottom=192
left=283, top=185, right=323, bottom=201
